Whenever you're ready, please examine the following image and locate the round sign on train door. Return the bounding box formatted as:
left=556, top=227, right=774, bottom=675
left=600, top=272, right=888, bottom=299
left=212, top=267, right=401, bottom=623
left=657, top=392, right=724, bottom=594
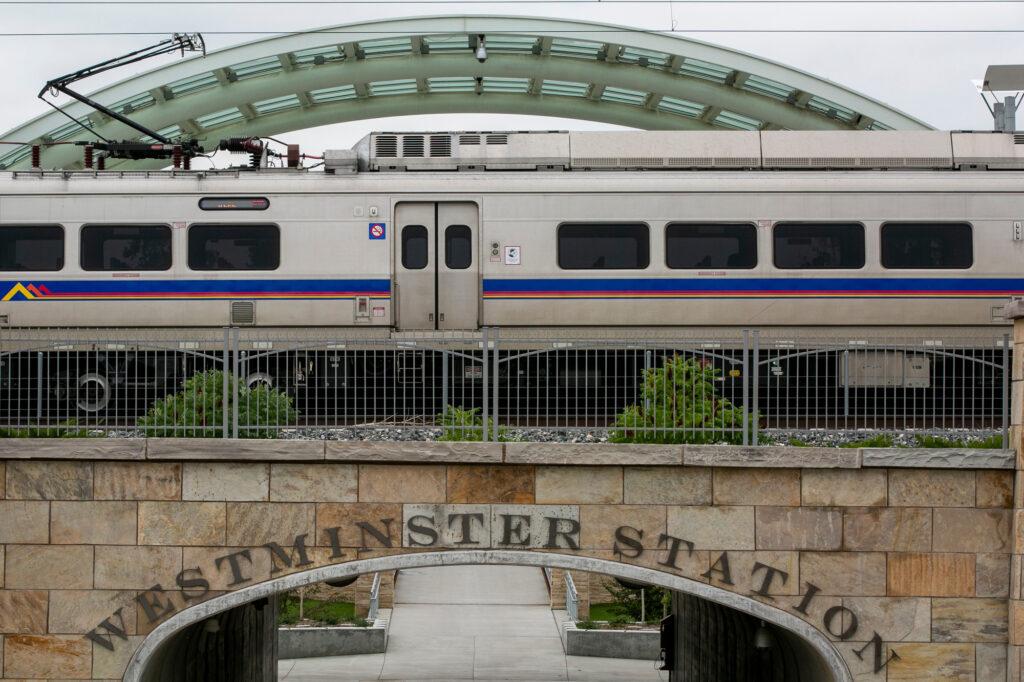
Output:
left=369, top=223, right=386, bottom=240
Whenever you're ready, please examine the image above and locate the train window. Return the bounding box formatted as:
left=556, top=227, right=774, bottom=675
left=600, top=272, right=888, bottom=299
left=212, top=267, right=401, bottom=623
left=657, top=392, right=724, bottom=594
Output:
left=773, top=223, right=864, bottom=269
left=81, top=225, right=171, bottom=271
left=881, top=223, right=972, bottom=269
left=0, top=225, right=64, bottom=271
left=402, top=225, right=429, bottom=269
left=188, top=224, right=279, bottom=270
left=199, top=197, right=270, bottom=211
left=445, top=225, right=472, bottom=270
left=557, top=223, right=650, bottom=270
left=666, top=223, right=757, bottom=269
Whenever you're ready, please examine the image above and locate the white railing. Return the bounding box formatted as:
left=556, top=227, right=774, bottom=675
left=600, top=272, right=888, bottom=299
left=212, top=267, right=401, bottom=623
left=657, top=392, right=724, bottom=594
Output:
left=565, top=571, right=579, bottom=622
left=368, top=572, right=381, bottom=622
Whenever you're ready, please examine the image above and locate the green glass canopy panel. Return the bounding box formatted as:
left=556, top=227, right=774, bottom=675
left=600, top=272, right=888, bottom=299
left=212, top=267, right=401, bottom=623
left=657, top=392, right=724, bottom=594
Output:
left=0, top=14, right=931, bottom=170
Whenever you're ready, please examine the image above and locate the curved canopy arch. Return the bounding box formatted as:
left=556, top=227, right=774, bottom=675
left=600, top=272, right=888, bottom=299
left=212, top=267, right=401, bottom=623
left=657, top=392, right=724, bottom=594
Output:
left=122, top=550, right=852, bottom=682
left=1, top=15, right=931, bottom=170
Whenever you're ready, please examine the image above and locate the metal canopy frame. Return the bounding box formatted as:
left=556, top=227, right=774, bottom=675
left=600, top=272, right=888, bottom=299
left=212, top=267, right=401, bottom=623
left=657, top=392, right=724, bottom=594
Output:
left=0, top=15, right=932, bottom=170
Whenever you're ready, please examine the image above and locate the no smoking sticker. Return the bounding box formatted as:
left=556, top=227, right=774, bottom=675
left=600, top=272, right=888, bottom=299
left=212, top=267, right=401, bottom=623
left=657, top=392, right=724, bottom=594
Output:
left=369, top=223, right=386, bottom=240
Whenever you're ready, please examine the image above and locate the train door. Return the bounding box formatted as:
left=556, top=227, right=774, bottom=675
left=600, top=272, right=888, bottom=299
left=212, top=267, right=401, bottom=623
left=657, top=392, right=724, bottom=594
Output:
left=394, top=202, right=479, bottom=330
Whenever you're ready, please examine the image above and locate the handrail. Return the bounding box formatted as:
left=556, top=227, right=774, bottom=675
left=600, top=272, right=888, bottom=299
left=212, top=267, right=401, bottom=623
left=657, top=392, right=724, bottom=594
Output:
left=368, top=572, right=381, bottom=622
left=565, top=571, right=579, bottom=622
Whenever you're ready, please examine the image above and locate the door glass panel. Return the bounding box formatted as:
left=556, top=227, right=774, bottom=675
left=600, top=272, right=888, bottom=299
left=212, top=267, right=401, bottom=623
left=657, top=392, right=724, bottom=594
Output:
left=402, top=225, right=428, bottom=269
left=445, top=224, right=472, bottom=269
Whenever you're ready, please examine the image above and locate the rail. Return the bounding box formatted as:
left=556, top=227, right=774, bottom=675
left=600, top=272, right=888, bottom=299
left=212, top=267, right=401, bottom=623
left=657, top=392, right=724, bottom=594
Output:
left=0, top=326, right=1010, bottom=447
left=368, top=572, right=381, bottom=622
left=565, top=571, right=579, bottom=623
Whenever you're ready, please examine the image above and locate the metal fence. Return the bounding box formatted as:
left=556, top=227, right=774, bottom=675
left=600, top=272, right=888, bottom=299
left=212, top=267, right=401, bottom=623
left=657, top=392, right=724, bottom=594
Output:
left=0, top=327, right=1011, bottom=446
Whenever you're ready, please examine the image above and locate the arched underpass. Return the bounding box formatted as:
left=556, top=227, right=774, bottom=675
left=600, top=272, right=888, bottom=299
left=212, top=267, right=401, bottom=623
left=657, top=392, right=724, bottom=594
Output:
left=125, top=551, right=848, bottom=682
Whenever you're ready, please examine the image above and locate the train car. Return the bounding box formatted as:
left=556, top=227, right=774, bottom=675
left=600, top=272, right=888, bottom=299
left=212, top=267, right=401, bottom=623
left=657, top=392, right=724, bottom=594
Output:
left=0, top=129, right=1020, bottom=417
left=0, top=129, right=1022, bottom=332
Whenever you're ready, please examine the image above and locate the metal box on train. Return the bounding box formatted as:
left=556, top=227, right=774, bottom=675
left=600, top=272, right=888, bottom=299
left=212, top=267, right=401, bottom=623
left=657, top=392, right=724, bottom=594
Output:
left=840, top=351, right=931, bottom=388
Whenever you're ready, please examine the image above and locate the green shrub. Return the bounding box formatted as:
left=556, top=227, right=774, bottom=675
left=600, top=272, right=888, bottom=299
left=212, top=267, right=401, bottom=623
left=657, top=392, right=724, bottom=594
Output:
left=576, top=619, right=596, bottom=630
left=609, top=355, right=753, bottom=444
left=600, top=581, right=668, bottom=624
left=349, top=616, right=370, bottom=628
left=0, top=419, right=93, bottom=438
left=437, top=404, right=506, bottom=441
left=136, top=370, right=296, bottom=438
left=839, top=434, right=896, bottom=448
left=914, top=434, right=1004, bottom=449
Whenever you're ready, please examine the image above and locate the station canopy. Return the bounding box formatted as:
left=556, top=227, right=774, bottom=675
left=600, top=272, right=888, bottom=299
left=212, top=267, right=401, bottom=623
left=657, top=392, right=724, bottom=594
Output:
left=0, top=15, right=932, bottom=170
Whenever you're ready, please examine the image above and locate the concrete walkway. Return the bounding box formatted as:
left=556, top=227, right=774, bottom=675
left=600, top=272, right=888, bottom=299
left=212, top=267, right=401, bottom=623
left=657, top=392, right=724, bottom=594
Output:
left=278, top=565, right=665, bottom=681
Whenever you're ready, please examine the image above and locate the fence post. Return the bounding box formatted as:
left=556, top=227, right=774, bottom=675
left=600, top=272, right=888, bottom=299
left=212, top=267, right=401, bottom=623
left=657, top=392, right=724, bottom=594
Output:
left=222, top=328, right=230, bottom=439
left=35, top=351, right=43, bottom=423
left=441, top=350, right=449, bottom=418
left=492, top=327, right=500, bottom=442
left=481, top=327, right=489, bottom=442
left=752, top=330, right=760, bottom=446
left=742, top=330, right=749, bottom=446
left=1004, top=333, right=1011, bottom=449
left=232, top=328, right=240, bottom=439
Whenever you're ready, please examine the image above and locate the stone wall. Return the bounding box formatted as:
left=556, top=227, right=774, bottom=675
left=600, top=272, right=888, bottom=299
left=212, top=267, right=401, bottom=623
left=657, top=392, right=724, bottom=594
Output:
left=0, top=440, right=1015, bottom=681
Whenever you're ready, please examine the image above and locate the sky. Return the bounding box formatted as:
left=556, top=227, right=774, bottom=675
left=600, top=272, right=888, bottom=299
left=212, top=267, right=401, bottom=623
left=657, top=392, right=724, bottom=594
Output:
left=0, top=0, right=1021, bottom=155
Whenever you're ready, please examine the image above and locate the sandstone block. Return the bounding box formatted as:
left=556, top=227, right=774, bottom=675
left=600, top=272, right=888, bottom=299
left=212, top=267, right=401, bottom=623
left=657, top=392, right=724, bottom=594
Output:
left=713, top=469, right=800, bottom=506
left=182, top=463, right=269, bottom=501
left=402, top=503, right=491, bottom=548
left=976, top=642, right=1008, bottom=681
left=446, top=464, right=535, bottom=504
left=888, top=553, right=976, bottom=597
left=0, top=461, right=5, bottom=497
left=2, top=634, right=92, bottom=679
left=623, top=466, right=711, bottom=505
left=5, top=545, right=93, bottom=589
left=505, top=442, right=680, bottom=465
left=226, top=502, right=315, bottom=546
left=94, top=546, right=181, bottom=590
left=94, top=462, right=181, bottom=500
left=326, top=440, right=501, bottom=463
left=888, top=469, right=975, bottom=507
left=977, top=553, right=1011, bottom=598
left=886, top=642, right=974, bottom=681
left=358, top=464, right=446, bottom=503
left=489, top=505, right=581, bottom=550
left=841, top=597, right=931, bottom=642
left=48, top=590, right=137, bottom=635
left=685, top=445, right=858, bottom=468
left=0, top=546, right=4, bottom=588
left=799, top=552, right=887, bottom=596
left=316, top=503, right=403, bottom=549
left=147, top=437, right=323, bottom=460
left=724, top=551, right=800, bottom=596
left=5, top=460, right=92, bottom=500
left=580, top=504, right=665, bottom=550
left=535, top=466, right=622, bottom=504
left=843, top=507, right=931, bottom=552
left=666, top=506, right=754, bottom=550
left=0, top=501, right=50, bottom=544
left=182, top=546, right=274, bottom=590
left=932, top=508, right=1012, bottom=553
left=0, top=590, right=48, bottom=633
left=138, top=501, right=226, bottom=546
left=269, top=463, right=358, bottom=502
left=51, top=501, right=137, bottom=545
left=801, top=469, right=886, bottom=507
left=977, top=470, right=1013, bottom=508
left=755, top=507, right=842, bottom=551
left=931, top=598, right=1008, bottom=643
left=93, top=634, right=145, bottom=680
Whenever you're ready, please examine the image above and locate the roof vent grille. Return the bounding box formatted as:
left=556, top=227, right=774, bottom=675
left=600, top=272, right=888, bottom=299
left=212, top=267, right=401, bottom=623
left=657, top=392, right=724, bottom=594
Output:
left=375, top=135, right=398, bottom=157
left=1015, top=133, right=1024, bottom=145
left=430, top=135, right=452, bottom=157
left=486, top=134, right=508, bottom=145
left=402, top=135, right=425, bottom=157
left=459, top=134, right=481, bottom=145
left=230, top=301, right=256, bottom=326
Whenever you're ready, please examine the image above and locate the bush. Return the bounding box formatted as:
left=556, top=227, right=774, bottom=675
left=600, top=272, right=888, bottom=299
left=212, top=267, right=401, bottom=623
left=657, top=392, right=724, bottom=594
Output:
left=437, top=404, right=507, bottom=441
left=136, top=369, right=296, bottom=438
left=600, top=581, right=668, bottom=624
left=576, top=619, right=596, bottom=630
left=0, top=419, right=93, bottom=438
left=839, top=434, right=895, bottom=448
left=609, top=355, right=753, bottom=444
left=914, top=434, right=1004, bottom=449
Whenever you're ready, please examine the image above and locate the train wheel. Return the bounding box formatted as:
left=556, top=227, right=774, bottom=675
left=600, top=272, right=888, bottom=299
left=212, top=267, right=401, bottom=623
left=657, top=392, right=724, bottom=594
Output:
left=245, top=372, right=274, bottom=390
left=76, top=373, right=110, bottom=412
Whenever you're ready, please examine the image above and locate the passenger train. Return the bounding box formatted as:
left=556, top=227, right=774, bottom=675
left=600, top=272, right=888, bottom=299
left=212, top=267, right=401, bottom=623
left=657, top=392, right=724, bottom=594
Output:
left=0, top=129, right=1020, bottom=415
left=0, top=129, right=1022, bottom=332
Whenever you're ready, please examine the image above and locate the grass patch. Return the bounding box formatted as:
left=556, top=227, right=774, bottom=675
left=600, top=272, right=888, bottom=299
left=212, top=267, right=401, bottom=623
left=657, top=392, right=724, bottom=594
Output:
left=278, top=597, right=356, bottom=626
left=913, top=434, right=1004, bottom=448
left=588, top=603, right=621, bottom=622
left=0, top=420, right=94, bottom=438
